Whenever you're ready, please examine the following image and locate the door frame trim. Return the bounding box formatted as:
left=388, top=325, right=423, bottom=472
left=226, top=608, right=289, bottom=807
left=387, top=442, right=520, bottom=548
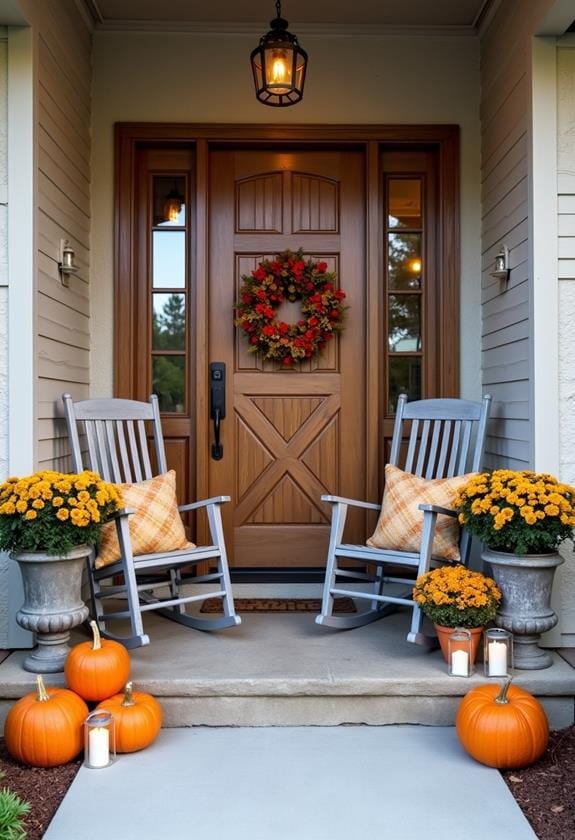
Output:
left=115, top=123, right=460, bottom=512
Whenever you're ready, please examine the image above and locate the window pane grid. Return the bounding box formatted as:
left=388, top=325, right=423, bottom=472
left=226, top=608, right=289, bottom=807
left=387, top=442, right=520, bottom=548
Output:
left=150, top=174, right=189, bottom=414
left=385, top=176, right=425, bottom=413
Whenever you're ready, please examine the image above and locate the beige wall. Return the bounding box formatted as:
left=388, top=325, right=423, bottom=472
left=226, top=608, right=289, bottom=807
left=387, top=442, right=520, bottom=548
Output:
left=91, top=31, right=482, bottom=399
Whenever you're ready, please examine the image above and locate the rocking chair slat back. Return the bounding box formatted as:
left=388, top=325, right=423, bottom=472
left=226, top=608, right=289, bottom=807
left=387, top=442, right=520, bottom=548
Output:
left=61, top=392, right=240, bottom=648
left=391, top=395, right=488, bottom=480
left=105, top=422, right=122, bottom=483
left=116, top=421, right=133, bottom=482
left=435, top=420, right=452, bottom=478
left=64, top=396, right=165, bottom=485
left=316, top=392, right=492, bottom=646
left=447, top=421, right=462, bottom=476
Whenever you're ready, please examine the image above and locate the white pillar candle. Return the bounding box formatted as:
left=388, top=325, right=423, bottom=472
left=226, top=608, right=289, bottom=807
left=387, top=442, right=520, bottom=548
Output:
left=488, top=640, right=508, bottom=676
left=451, top=649, right=469, bottom=676
left=88, top=726, right=110, bottom=768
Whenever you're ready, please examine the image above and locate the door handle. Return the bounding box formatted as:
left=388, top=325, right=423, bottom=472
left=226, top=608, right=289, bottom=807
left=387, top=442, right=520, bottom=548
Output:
left=210, top=362, right=226, bottom=461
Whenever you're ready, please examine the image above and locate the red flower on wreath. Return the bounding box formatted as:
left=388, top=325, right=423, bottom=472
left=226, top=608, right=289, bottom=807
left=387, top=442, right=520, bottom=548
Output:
left=234, top=250, right=347, bottom=365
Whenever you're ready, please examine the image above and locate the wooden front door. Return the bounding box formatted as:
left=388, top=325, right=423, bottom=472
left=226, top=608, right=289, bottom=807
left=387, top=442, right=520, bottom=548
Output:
left=116, top=125, right=460, bottom=577
left=208, top=150, right=367, bottom=568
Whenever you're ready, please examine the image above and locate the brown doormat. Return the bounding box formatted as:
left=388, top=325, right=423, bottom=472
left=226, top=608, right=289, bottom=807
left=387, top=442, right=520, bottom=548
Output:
left=200, top=597, right=356, bottom=614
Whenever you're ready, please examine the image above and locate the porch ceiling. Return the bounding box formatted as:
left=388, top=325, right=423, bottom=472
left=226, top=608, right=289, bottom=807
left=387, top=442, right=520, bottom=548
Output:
left=88, top=0, right=489, bottom=29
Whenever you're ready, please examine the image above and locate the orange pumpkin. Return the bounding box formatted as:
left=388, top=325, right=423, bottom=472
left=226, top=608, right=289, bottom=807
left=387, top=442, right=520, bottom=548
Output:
left=456, top=678, right=549, bottom=769
left=65, top=620, right=130, bottom=702
left=96, top=681, right=162, bottom=753
left=4, top=675, right=89, bottom=767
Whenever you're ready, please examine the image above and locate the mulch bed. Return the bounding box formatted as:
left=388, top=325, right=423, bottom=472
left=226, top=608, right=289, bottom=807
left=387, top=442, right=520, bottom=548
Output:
left=501, top=724, right=575, bottom=840
left=200, top=596, right=357, bottom=613
left=0, top=740, right=81, bottom=840
left=0, top=726, right=573, bottom=839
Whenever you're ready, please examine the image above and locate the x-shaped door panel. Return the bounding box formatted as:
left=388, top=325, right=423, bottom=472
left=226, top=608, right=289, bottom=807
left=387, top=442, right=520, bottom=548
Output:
left=234, top=393, right=340, bottom=526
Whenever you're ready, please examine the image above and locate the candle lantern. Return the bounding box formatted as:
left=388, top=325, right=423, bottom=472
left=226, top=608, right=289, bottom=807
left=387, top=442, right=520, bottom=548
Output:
left=484, top=627, right=513, bottom=677
left=84, top=710, right=115, bottom=769
left=448, top=628, right=474, bottom=677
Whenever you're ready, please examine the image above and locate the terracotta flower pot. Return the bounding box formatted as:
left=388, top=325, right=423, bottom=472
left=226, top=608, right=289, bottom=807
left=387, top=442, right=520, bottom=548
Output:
left=434, top=623, right=484, bottom=665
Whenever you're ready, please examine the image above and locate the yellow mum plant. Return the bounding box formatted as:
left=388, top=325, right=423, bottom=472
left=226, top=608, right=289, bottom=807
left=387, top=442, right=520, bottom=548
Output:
left=455, top=469, right=575, bottom=555
left=0, top=471, right=122, bottom=555
left=413, top=566, right=501, bottom=628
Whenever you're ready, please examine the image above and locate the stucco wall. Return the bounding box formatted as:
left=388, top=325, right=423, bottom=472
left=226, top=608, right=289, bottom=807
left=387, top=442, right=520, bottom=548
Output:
left=91, top=31, right=482, bottom=401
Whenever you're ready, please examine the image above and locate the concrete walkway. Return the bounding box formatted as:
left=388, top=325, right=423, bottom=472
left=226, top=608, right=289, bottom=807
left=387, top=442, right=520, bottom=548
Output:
left=44, top=726, right=537, bottom=840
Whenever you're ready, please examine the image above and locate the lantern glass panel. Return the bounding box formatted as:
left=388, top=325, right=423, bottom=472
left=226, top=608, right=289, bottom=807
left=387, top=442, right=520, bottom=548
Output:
left=264, top=45, right=294, bottom=93
left=84, top=710, right=116, bottom=769
left=448, top=628, right=473, bottom=677
left=484, top=628, right=512, bottom=677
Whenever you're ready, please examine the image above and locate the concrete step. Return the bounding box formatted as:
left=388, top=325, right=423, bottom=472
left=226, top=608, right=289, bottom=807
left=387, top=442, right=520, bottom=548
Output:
left=1, top=608, right=573, bottom=729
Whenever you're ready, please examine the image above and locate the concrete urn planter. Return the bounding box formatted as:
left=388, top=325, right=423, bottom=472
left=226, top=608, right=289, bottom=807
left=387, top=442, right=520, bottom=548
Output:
left=13, top=544, right=91, bottom=673
left=482, top=548, right=564, bottom=670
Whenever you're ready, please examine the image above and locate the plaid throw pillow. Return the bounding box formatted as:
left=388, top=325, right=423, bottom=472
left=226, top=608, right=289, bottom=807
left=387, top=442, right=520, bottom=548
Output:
left=95, top=470, right=194, bottom=569
left=366, top=464, right=476, bottom=561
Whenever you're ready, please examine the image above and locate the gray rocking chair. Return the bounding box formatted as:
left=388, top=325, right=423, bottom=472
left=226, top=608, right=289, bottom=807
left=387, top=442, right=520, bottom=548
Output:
left=63, top=393, right=241, bottom=648
left=316, top=394, right=492, bottom=646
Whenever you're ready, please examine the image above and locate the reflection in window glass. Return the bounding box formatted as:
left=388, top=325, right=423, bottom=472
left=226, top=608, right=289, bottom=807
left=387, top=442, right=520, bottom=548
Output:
left=388, top=295, right=422, bottom=352
left=152, top=356, right=185, bottom=413
left=388, top=233, right=422, bottom=290
left=388, top=357, right=422, bottom=413
left=388, top=179, right=422, bottom=229
left=153, top=294, right=186, bottom=351
left=152, top=231, right=186, bottom=289
left=153, top=176, right=186, bottom=227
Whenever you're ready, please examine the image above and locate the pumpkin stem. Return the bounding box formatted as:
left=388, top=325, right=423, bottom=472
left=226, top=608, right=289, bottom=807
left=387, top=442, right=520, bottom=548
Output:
left=36, top=675, right=50, bottom=702
left=89, top=620, right=102, bottom=650
left=495, top=677, right=513, bottom=705
left=121, top=681, right=136, bottom=707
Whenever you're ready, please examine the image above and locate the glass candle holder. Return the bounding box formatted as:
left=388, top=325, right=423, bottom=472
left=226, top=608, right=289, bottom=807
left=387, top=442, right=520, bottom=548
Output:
left=484, top=628, right=513, bottom=677
left=84, top=710, right=116, bottom=769
left=448, top=628, right=474, bottom=677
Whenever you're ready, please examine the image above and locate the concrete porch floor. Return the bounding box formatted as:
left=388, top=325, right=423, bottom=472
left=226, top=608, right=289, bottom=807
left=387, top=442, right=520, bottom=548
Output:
left=1, top=585, right=573, bottom=729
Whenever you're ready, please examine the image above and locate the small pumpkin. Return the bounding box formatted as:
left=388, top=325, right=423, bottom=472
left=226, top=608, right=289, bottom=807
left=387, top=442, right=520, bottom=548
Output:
left=4, top=675, right=89, bottom=767
left=96, top=681, right=162, bottom=753
left=64, top=620, right=130, bottom=702
left=456, top=678, right=549, bottom=769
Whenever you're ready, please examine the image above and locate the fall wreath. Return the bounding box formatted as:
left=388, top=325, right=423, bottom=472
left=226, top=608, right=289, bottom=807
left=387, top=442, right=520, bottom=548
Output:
left=234, top=250, right=347, bottom=366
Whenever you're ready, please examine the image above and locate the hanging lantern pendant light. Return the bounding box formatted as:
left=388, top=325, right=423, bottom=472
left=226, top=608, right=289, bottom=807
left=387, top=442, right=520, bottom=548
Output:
left=163, top=181, right=184, bottom=224
left=251, top=0, right=308, bottom=107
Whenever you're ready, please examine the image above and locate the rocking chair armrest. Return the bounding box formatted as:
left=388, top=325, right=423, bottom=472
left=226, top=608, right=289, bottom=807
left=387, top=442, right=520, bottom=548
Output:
left=108, top=506, right=137, bottom=520
left=418, top=503, right=458, bottom=518
left=321, top=494, right=381, bottom=512
left=178, top=496, right=231, bottom=513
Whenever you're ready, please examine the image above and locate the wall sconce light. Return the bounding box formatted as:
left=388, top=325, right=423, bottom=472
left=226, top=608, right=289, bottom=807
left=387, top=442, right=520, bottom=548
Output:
left=491, top=245, right=510, bottom=281
left=58, top=239, right=79, bottom=287
left=251, top=0, right=308, bottom=107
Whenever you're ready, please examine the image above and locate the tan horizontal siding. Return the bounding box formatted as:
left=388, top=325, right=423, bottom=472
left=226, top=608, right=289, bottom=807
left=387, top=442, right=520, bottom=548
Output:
left=38, top=379, right=89, bottom=421
left=34, top=0, right=92, bottom=469
left=38, top=294, right=90, bottom=350
left=482, top=320, right=529, bottom=350
left=38, top=251, right=89, bottom=317
left=559, top=260, right=575, bottom=279
left=479, top=0, right=555, bottom=469
left=37, top=335, right=89, bottom=384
